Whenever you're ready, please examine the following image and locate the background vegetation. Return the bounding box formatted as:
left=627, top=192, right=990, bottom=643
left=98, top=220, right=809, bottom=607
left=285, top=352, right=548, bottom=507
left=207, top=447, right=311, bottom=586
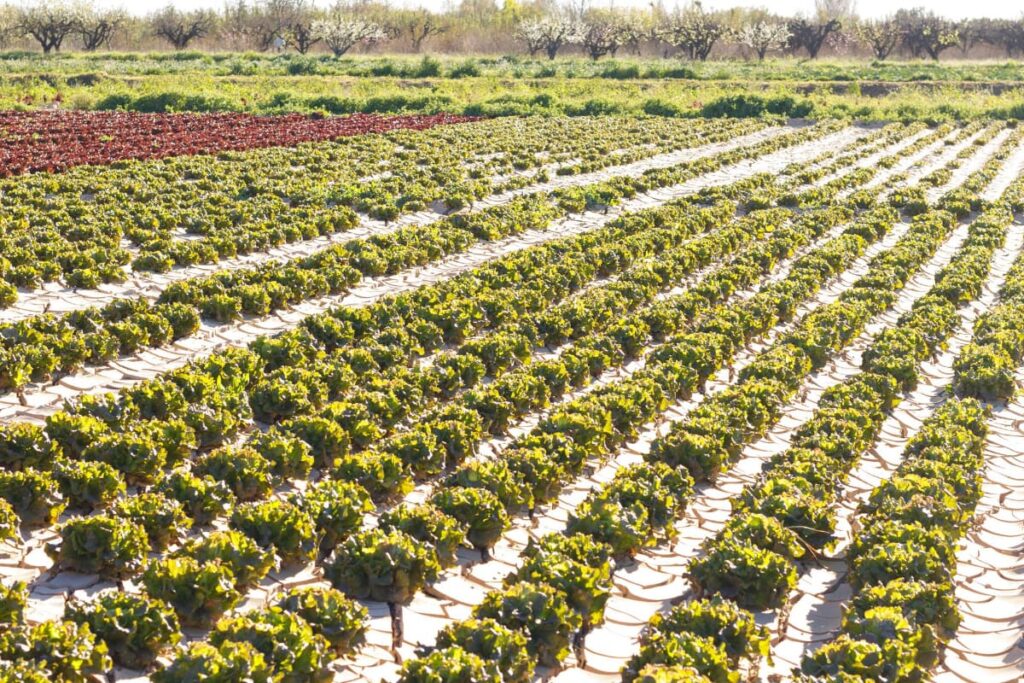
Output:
left=4, top=0, right=1024, bottom=61
left=3, top=0, right=1024, bottom=122
left=2, top=55, right=1023, bottom=122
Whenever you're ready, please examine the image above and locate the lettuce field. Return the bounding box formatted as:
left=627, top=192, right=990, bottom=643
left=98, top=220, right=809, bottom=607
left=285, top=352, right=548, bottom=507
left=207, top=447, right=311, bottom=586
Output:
left=0, top=111, right=1022, bottom=683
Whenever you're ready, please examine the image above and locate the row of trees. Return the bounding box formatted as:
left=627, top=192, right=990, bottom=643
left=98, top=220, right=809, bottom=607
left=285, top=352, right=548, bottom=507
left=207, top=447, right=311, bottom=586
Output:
left=1, top=1, right=446, bottom=55
left=5, top=0, right=1024, bottom=60
left=519, top=4, right=1024, bottom=62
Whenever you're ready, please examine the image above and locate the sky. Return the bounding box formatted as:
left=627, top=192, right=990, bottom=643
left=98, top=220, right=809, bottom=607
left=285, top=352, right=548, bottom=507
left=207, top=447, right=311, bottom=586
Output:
left=95, top=0, right=1024, bottom=20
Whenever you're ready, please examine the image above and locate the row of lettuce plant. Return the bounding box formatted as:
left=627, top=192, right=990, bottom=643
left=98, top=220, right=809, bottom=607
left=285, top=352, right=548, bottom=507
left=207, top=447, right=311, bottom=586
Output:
left=0, top=121, right=974, bottom=679
left=0, top=121, right=958, bottom=679
left=695, top=201, right=1012, bottom=665
left=2, top=119, right=930, bottom=414
left=0, top=128, right=858, bottom=680
left=795, top=169, right=1024, bottom=683
left=372, top=169, right=974, bottom=681
left=609, top=123, right=1021, bottom=683
left=399, top=129, right=1015, bottom=683
left=369, top=202, right=897, bottom=681
left=128, top=137, right=920, bottom=675
left=0, top=122, right=962, bottom=679
left=952, top=218, right=1024, bottom=402
left=0, top=122, right=838, bottom=392
left=0, top=117, right=760, bottom=299
left=795, top=398, right=989, bottom=682
left=680, top=126, right=1019, bottom=613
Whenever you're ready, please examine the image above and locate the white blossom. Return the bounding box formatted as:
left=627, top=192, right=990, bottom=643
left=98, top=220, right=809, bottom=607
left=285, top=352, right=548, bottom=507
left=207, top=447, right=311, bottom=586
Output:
left=312, top=17, right=388, bottom=57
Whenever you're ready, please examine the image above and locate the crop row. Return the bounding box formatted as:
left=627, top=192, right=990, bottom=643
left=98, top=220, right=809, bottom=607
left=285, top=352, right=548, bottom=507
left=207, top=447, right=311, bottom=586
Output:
left=0, top=111, right=481, bottom=177
left=952, top=230, right=1024, bottom=401
left=0, top=124, right=884, bottom=680
left=693, top=202, right=1009, bottom=610
left=0, top=117, right=761, bottom=299
left=797, top=398, right=989, bottom=682
left=685, top=126, right=1020, bottom=610
left=792, top=217, right=1024, bottom=682
left=0, top=124, right=937, bottom=679
left=0, top=122, right=836, bottom=396
left=928, top=230, right=1024, bottom=680
left=0, top=122, right=996, bottom=682
left=386, top=149, right=990, bottom=680
left=618, top=128, right=1024, bottom=682
left=306, top=162, right=915, bottom=680
left=0, top=122, right=786, bottom=329
left=376, top=127, right=1012, bottom=679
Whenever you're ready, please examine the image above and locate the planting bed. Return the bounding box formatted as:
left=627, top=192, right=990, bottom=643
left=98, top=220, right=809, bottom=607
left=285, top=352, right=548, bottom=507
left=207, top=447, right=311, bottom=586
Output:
left=0, top=114, right=1021, bottom=683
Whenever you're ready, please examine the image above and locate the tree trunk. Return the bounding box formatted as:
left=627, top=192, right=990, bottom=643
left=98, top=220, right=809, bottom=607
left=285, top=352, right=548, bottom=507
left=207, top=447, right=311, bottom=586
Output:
left=388, top=602, right=403, bottom=662
left=574, top=619, right=591, bottom=667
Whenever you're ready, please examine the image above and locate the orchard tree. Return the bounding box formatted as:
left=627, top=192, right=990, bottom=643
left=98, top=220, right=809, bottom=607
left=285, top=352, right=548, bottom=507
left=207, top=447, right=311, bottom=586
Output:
left=786, top=0, right=851, bottom=59
left=216, top=0, right=312, bottom=52
left=516, top=17, right=581, bottom=59
left=17, top=0, right=83, bottom=54
left=276, top=0, right=322, bottom=54
left=245, top=0, right=305, bottom=51
left=954, top=18, right=989, bottom=56
left=736, top=19, right=790, bottom=61
left=611, top=11, right=652, bottom=55
left=989, top=18, right=1024, bottom=57
left=660, top=3, right=729, bottom=61
left=313, top=17, right=387, bottom=56
left=219, top=0, right=253, bottom=49
left=393, top=9, right=447, bottom=53
left=897, top=8, right=958, bottom=60
left=855, top=17, right=902, bottom=59
left=580, top=13, right=626, bottom=60
left=515, top=18, right=547, bottom=56
left=151, top=6, right=216, bottom=50
left=78, top=7, right=126, bottom=51
left=0, top=6, right=14, bottom=47
left=787, top=17, right=840, bottom=58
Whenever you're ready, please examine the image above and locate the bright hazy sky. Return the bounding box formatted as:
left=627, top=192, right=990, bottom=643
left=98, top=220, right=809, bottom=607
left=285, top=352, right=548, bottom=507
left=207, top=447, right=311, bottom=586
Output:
left=95, top=0, right=1024, bottom=20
